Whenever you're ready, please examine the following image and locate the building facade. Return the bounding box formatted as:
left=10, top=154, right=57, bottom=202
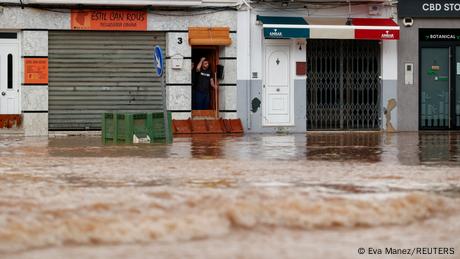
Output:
left=4, top=0, right=436, bottom=136
left=236, top=0, right=400, bottom=133
left=0, top=0, right=239, bottom=136
left=398, top=0, right=460, bottom=131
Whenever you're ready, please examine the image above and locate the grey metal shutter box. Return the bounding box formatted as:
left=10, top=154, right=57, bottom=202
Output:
left=48, top=31, right=166, bottom=130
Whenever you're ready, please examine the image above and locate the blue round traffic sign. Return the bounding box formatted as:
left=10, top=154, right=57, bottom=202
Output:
left=154, top=45, right=164, bottom=77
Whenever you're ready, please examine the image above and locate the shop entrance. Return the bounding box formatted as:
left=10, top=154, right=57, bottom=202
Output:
left=306, top=39, right=381, bottom=130
left=191, top=47, right=219, bottom=118
left=420, top=36, right=460, bottom=130
left=263, top=43, right=292, bottom=126
left=48, top=31, right=166, bottom=130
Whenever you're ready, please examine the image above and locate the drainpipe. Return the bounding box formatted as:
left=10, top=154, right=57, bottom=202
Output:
left=239, top=0, right=252, bottom=130
left=247, top=5, right=252, bottom=130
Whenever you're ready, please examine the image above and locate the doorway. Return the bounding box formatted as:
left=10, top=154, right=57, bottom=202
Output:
left=0, top=37, right=20, bottom=115
left=419, top=29, right=460, bottom=130
left=420, top=45, right=460, bottom=130
left=306, top=39, right=381, bottom=130
left=263, top=43, right=292, bottom=126
left=420, top=48, right=450, bottom=129
left=191, top=47, right=219, bottom=118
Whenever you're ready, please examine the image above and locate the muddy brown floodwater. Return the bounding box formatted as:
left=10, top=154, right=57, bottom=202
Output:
left=0, top=132, right=460, bottom=259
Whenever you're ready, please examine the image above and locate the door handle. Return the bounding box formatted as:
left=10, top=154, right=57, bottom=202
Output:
left=276, top=88, right=280, bottom=92
left=1, top=92, right=5, bottom=96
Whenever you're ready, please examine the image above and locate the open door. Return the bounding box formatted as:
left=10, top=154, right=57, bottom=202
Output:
left=172, top=26, right=243, bottom=134
left=191, top=46, right=220, bottom=119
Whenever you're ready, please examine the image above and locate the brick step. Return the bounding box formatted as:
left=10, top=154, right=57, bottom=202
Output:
left=172, top=118, right=244, bottom=134
left=0, top=115, right=22, bottom=129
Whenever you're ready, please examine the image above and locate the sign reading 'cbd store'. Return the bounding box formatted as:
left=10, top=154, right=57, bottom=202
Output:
left=399, top=0, right=460, bottom=18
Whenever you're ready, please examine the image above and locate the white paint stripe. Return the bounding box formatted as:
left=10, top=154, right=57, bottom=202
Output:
left=263, top=24, right=400, bottom=30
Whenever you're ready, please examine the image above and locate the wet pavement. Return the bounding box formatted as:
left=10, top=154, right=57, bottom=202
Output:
left=0, top=132, right=460, bottom=259
left=4, top=131, right=460, bottom=164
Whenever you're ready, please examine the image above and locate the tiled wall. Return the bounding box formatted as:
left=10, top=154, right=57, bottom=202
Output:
left=21, top=30, right=49, bottom=136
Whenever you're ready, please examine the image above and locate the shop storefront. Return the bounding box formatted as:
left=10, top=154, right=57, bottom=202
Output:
left=48, top=10, right=166, bottom=130
left=237, top=2, right=400, bottom=133
left=0, top=2, right=238, bottom=135
left=398, top=0, right=460, bottom=130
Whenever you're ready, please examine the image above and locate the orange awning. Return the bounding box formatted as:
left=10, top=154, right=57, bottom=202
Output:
left=188, top=27, right=232, bottom=46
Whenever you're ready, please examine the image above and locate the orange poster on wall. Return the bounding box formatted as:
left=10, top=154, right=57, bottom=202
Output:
left=71, top=10, right=147, bottom=31
left=24, top=58, right=48, bottom=85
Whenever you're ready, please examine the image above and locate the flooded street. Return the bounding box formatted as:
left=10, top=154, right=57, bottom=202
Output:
left=1, top=132, right=460, bottom=259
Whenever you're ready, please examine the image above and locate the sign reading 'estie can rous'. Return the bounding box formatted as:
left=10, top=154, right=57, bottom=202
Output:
left=71, top=10, right=147, bottom=31
left=399, top=0, right=460, bottom=18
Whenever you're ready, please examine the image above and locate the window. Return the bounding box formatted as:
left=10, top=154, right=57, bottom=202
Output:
left=7, top=54, right=13, bottom=89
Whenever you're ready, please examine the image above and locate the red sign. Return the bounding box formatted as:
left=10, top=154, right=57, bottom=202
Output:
left=355, top=29, right=400, bottom=40
left=296, top=62, right=307, bottom=76
left=24, top=58, right=48, bottom=84
left=71, top=10, right=147, bottom=31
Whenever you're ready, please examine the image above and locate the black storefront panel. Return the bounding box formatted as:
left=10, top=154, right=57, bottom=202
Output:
left=399, top=0, right=460, bottom=18
left=419, top=29, right=460, bottom=129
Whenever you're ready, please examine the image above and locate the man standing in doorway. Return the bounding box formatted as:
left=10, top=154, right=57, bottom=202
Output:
left=194, top=57, right=216, bottom=110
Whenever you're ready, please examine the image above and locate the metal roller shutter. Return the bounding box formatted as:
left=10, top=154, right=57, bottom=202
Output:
left=48, top=31, right=166, bottom=130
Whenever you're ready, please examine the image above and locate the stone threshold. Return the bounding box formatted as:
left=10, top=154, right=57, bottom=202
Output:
left=49, top=131, right=102, bottom=137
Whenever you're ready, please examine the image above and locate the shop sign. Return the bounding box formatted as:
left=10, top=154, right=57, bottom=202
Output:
left=24, top=58, right=48, bottom=84
left=71, top=10, right=147, bottom=31
left=399, top=0, right=460, bottom=18
left=263, top=28, right=310, bottom=39
left=420, top=29, right=460, bottom=41
left=355, top=29, right=400, bottom=40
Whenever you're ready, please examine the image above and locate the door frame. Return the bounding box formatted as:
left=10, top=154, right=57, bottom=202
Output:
left=262, top=40, right=294, bottom=127
left=0, top=33, right=21, bottom=115
left=419, top=41, right=459, bottom=130
left=191, top=45, right=220, bottom=116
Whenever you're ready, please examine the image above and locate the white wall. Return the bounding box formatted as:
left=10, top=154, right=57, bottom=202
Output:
left=382, top=40, right=398, bottom=131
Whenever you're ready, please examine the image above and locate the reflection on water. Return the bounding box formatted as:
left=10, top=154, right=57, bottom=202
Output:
left=39, top=132, right=460, bottom=165
left=305, top=132, right=383, bottom=162
left=419, top=132, right=460, bottom=164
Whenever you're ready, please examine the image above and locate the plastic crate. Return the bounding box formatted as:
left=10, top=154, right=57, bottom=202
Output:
left=102, top=112, right=173, bottom=144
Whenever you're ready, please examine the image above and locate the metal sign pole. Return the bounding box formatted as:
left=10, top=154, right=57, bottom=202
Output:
left=161, top=71, right=170, bottom=143
left=154, top=45, right=171, bottom=144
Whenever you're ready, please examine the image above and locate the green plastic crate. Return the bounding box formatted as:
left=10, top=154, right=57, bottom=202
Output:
left=150, top=112, right=173, bottom=142
left=102, top=112, right=173, bottom=144
left=101, top=113, right=133, bottom=144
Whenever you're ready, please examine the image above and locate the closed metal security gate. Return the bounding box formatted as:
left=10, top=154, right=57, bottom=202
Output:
left=49, top=31, right=165, bottom=130
left=307, top=40, right=381, bottom=130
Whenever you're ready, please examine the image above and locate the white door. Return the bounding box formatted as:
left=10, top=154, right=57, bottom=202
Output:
left=0, top=41, right=20, bottom=114
left=264, top=45, right=291, bottom=125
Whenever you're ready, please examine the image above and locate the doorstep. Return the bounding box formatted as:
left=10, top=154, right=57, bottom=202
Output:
left=49, top=131, right=102, bottom=137
left=0, top=128, right=24, bottom=136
